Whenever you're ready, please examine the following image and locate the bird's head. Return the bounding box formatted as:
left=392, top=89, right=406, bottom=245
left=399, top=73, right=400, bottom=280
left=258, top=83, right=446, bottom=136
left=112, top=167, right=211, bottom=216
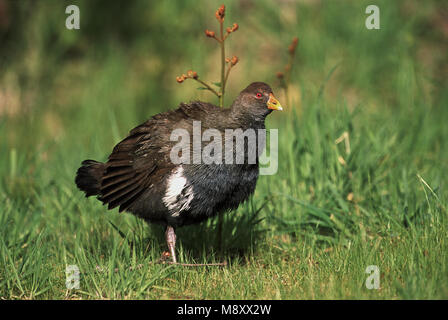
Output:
left=231, top=82, right=283, bottom=120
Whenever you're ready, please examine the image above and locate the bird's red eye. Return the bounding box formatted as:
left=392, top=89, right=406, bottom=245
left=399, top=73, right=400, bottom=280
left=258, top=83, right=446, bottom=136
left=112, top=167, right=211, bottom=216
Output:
left=255, top=93, right=263, bottom=99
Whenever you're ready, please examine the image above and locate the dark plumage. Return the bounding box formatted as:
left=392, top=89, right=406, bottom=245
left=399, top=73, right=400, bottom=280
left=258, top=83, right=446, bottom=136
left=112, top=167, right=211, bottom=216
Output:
left=75, top=82, right=283, bottom=263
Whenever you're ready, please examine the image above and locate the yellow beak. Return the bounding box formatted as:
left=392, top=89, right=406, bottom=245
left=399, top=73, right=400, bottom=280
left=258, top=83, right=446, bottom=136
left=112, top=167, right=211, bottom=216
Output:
left=267, top=93, right=283, bottom=111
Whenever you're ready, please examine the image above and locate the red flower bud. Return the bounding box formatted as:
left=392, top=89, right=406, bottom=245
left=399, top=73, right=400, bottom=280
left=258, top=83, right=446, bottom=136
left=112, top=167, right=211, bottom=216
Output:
left=215, top=4, right=225, bottom=22
left=187, top=70, right=198, bottom=79
left=226, top=23, right=239, bottom=34
left=288, top=37, right=299, bottom=54
left=205, top=29, right=215, bottom=38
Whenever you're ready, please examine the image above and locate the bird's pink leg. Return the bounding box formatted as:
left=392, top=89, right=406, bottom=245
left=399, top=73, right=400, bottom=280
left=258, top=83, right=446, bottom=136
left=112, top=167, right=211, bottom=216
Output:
left=163, top=225, right=227, bottom=267
left=165, top=225, right=177, bottom=263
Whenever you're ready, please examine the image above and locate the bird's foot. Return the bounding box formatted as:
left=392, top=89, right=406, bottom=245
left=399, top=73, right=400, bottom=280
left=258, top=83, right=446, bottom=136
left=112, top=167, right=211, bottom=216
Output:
left=159, top=251, right=172, bottom=263
left=163, top=225, right=227, bottom=267
left=158, top=252, right=227, bottom=267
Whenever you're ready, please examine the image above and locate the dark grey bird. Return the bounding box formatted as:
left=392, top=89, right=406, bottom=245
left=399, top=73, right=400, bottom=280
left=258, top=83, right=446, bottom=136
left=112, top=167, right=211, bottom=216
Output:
left=75, top=82, right=283, bottom=263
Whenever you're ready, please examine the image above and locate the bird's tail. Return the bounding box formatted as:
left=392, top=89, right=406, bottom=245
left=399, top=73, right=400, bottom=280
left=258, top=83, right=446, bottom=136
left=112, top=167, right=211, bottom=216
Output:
left=75, top=160, right=105, bottom=197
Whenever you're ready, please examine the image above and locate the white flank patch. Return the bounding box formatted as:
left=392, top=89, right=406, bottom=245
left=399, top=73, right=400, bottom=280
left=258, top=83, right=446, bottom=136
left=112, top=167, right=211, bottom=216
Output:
left=163, top=166, right=194, bottom=216
left=165, top=167, right=186, bottom=201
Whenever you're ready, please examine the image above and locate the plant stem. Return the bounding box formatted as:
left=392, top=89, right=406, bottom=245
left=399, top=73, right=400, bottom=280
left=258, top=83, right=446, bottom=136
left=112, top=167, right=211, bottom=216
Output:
left=223, top=64, right=232, bottom=90
left=217, top=20, right=227, bottom=251
left=194, top=78, right=221, bottom=97
left=219, top=20, right=225, bottom=108
left=217, top=212, right=223, bottom=253
left=284, top=52, right=296, bottom=106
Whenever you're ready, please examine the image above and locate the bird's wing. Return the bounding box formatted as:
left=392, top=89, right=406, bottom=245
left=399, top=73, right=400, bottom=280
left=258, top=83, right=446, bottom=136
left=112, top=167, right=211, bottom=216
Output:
left=98, top=113, right=182, bottom=213
left=97, top=102, right=219, bottom=213
left=177, top=101, right=221, bottom=120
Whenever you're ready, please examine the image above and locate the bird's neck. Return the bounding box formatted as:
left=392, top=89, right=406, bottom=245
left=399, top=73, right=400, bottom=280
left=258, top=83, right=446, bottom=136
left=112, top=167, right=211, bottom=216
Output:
left=229, top=101, right=268, bottom=130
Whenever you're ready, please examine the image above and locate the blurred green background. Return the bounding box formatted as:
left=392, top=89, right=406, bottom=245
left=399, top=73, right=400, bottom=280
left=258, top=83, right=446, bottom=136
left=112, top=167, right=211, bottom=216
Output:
left=1, top=0, right=447, bottom=151
left=0, top=0, right=447, bottom=299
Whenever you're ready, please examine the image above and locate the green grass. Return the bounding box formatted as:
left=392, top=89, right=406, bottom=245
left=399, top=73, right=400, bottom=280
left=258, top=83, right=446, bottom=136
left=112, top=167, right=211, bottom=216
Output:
left=0, top=0, right=447, bottom=299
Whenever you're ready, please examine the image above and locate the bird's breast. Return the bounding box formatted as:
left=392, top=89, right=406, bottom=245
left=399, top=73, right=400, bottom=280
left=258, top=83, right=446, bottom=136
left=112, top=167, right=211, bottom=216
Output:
left=162, top=163, right=258, bottom=226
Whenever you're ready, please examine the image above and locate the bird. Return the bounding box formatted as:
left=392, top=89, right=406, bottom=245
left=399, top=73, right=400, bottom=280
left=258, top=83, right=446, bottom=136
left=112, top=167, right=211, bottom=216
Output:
left=75, top=82, right=283, bottom=264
